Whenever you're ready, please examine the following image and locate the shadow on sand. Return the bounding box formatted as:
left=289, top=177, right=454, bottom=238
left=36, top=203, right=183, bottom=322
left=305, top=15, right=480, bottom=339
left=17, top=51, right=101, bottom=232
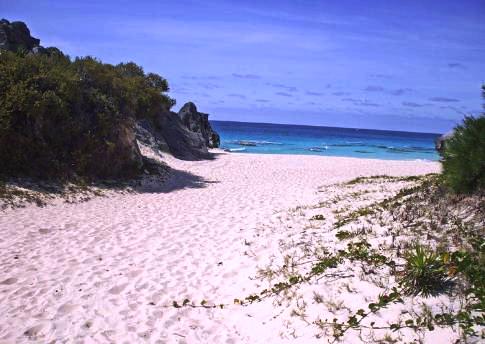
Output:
left=0, top=152, right=223, bottom=209
left=136, top=167, right=220, bottom=193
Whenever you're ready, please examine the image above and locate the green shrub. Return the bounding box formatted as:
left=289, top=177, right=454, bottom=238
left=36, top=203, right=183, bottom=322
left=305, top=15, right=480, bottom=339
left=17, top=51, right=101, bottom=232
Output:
left=441, top=115, right=485, bottom=193
left=441, top=86, right=485, bottom=193
left=0, top=51, right=174, bottom=179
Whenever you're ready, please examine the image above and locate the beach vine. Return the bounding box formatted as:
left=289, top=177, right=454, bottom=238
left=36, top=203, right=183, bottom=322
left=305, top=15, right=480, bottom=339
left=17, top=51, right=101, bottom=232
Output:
left=167, top=174, right=484, bottom=342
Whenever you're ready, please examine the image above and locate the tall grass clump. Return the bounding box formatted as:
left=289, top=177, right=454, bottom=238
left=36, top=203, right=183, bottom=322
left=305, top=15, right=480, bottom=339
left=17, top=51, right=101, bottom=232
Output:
left=399, top=245, right=451, bottom=297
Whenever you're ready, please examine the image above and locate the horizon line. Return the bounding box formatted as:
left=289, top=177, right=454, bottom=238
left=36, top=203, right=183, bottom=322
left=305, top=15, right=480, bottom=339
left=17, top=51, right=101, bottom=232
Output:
left=211, top=119, right=443, bottom=136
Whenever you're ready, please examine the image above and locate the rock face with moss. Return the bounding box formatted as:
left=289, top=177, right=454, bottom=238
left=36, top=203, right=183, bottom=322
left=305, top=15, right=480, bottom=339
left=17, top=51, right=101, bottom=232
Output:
left=178, top=102, right=220, bottom=148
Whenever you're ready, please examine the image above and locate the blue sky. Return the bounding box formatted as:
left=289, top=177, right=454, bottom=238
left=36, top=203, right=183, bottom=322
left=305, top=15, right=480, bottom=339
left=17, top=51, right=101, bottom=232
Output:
left=2, top=0, right=485, bottom=133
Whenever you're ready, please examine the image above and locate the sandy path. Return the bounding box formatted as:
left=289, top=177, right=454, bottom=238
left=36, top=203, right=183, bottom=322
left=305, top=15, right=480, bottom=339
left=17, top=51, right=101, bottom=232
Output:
left=0, top=153, right=439, bottom=343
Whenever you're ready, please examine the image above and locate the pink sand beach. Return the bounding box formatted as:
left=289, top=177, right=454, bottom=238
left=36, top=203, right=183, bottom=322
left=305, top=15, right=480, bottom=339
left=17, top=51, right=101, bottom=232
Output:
left=0, top=152, right=443, bottom=343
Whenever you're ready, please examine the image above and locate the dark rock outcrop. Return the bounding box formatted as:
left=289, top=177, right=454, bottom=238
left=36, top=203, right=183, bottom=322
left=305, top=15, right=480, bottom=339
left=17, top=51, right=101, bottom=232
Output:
left=0, top=19, right=41, bottom=52
left=136, top=119, right=171, bottom=153
left=0, top=19, right=63, bottom=57
left=178, top=102, right=220, bottom=148
left=136, top=102, right=221, bottom=160
left=155, top=109, right=210, bottom=159
left=136, top=108, right=212, bottom=160
left=435, top=130, right=454, bottom=155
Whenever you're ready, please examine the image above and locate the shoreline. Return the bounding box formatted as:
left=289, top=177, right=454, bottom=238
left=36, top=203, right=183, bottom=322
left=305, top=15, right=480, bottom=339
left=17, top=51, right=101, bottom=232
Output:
left=212, top=149, right=440, bottom=163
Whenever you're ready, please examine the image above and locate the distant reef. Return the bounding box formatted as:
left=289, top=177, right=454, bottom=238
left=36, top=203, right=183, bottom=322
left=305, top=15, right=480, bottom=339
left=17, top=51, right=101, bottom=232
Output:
left=0, top=19, right=219, bottom=180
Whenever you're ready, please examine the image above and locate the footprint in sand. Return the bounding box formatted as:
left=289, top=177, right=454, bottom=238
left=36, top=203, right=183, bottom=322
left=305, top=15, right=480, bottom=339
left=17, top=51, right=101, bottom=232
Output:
left=0, top=277, right=17, bottom=285
left=57, top=303, right=78, bottom=314
left=108, top=283, right=128, bottom=294
left=127, top=269, right=143, bottom=278
left=23, top=324, right=45, bottom=339
left=38, top=228, right=52, bottom=234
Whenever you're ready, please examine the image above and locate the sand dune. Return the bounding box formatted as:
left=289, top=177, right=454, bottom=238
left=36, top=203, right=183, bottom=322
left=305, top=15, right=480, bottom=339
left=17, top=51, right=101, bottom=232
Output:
left=0, top=152, right=439, bottom=343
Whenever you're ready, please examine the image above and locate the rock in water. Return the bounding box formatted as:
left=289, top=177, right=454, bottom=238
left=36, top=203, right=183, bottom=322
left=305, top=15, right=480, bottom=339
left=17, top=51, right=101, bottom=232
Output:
left=178, top=102, right=220, bottom=148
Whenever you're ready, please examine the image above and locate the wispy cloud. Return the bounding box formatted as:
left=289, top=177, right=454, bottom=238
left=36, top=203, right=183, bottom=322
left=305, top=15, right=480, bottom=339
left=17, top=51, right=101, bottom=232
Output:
left=370, top=73, right=393, bottom=79
left=227, top=93, right=247, bottom=99
left=256, top=99, right=270, bottom=103
left=182, top=75, right=220, bottom=80
left=276, top=92, right=293, bottom=97
left=268, top=83, right=298, bottom=92
left=364, top=85, right=384, bottom=92
left=389, top=88, right=413, bottom=96
left=429, top=97, right=460, bottom=103
left=447, top=62, right=466, bottom=69
left=439, top=105, right=468, bottom=113
left=342, top=98, right=380, bottom=107
left=306, top=91, right=324, bottom=96
left=198, top=82, right=221, bottom=90
left=363, top=86, right=412, bottom=96
left=232, top=73, right=261, bottom=79
left=332, top=91, right=350, bottom=96
left=403, top=101, right=425, bottom=107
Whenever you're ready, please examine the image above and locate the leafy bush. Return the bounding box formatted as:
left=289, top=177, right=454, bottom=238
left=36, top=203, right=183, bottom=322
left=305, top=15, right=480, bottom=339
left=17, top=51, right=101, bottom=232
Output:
left=441, top=86, right=485, bottom=193
left=399, top=245, right=451, bottom=297
left=0, top=50, right=174, bottom=179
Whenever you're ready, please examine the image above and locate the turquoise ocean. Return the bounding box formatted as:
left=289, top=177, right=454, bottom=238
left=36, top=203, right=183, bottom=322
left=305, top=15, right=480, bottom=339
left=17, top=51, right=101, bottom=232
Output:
left=211, top=121, right=441, bottom=161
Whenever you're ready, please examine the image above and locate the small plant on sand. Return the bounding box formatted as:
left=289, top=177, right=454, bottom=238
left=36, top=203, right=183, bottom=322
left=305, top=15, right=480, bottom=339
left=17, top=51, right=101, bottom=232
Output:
left=399, top=245, right=451, bottom=297
left=334, top=205, right=375, bottom=228
left=311, top=214, right=325, bottom=221
left=335, top=230, right=352, bottom=240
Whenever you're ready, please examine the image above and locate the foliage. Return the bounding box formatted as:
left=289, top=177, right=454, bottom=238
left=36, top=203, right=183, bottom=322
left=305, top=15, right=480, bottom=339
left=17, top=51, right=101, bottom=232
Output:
left=0, top=50, right=174, bottom=179
left=335, top=230, right=352, bottom=240
left=334, top=205, right=375, bottom=228
left=230, top=175, right=484, bottom=341
left=399, top=245, right=451, bottom=297
left=328, top=240, right=485, bottom=340
left=441, top=86, right=485, bottom=193
left=345, top=175, right=422, bottom=185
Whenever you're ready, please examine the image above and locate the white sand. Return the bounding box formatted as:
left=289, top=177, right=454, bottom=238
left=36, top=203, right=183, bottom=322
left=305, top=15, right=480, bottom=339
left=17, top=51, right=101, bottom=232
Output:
left=0, top=152, right=440, bottom=343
